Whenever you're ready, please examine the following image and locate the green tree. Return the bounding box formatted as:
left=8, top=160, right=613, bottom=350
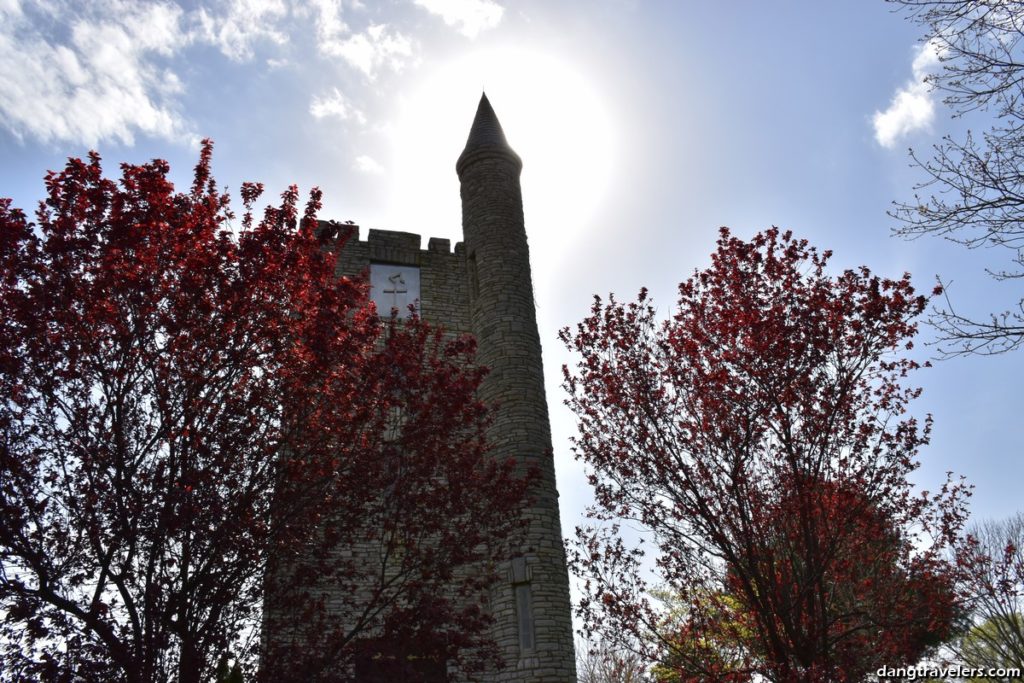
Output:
left=651, top=591, right=754, bottom=683
left=961, top=616, right=1024, bottom=676
left=954, top=513, right=1024, bottom=672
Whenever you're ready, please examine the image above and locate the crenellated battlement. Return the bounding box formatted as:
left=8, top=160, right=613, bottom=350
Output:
left=324, top=222, right=465, bottom=260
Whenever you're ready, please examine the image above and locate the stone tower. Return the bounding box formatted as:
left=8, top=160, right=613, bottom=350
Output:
left=329, top=94, right=577, bottom=681
left=457, top=94, right=577, bottom=682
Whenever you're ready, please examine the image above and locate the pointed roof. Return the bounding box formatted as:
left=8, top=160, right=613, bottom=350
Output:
left=463, top=93, right=510, bottom=152
left=456, top=93, right=522, bottom=176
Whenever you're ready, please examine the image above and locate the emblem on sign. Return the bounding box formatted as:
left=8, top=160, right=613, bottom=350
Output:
left=369, top=264, right=420, bottom=318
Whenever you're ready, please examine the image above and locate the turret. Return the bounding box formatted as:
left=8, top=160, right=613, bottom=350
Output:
left=457, top=93, right=577, bottom=682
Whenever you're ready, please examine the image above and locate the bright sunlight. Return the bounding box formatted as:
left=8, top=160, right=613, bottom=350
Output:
left=384, top=46, right=616, bottom=273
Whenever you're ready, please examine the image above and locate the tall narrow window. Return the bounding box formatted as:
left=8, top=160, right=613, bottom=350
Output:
left=468, top=251, right=480, bottom=303
left=510, top=556, right=535, bottom=652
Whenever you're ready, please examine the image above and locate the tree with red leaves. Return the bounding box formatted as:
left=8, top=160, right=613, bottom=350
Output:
left=0, top=143, right=529, bottom=683
left=561, top=228, right=971, bottom=682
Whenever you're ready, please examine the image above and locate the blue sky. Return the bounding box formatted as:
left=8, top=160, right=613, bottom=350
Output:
left=1, top=0, right=1020, bottom=549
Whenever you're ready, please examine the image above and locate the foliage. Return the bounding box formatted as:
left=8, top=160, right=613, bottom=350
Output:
left=0, top=142, right=530, bottom=682
left=215, top=656, right=244, bottom=683
left=953, top=513, right=1024, bottom=672
left=561, top=228, right=971, bottom=682
left=650, top=591, right=754, bottom=683
left=889, top=0, right=1024, bottom=355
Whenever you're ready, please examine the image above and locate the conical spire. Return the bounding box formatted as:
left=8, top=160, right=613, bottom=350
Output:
left=463, top=93, right=510, bottom=151
left=456, top=93, right=521, bottom=176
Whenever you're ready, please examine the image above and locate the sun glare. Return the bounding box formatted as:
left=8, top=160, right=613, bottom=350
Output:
left=384, top=46, right=616, bottom=278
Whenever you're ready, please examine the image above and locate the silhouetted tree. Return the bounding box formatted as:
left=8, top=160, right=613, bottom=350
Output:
left=576, top=636, right=649, bottom=683
left=889, top=0, right=1024, bottom=355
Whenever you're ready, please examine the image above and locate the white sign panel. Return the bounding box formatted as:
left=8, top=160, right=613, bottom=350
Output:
left=369, top=263, right=420, bottom=318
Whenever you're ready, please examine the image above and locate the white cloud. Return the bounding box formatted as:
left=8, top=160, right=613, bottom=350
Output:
left=413, top=0, right=503, bottom=39
left=319, top=22, right=415, bottom=79
left=911, top=38, right=942, bottom=75
left=195, top=0, right=289, bottom=62
left=309, top=87, right=365, bottom=124
left=0, top=1, right=193, bottom=147
left=0, top=0, right=418, bottom=147
left=309, top=1, right=416, bottom=78
left=354, top=154, right=384, bottom=174
left=873, top=40, right=943, bottom=148
left=0, top=0, right=22, bottom=19
left=309, top=0, right=349, bottom=51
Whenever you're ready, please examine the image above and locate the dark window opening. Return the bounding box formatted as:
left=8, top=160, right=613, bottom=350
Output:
left=511, top=556, right=535, bottom=653
left=468, top=251, right=480, bottom=302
